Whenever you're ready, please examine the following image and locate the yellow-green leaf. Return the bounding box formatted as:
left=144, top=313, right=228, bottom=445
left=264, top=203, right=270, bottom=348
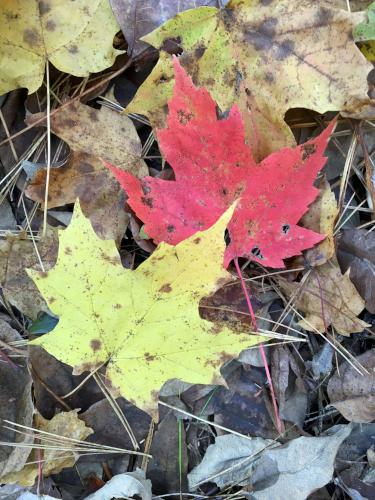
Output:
left=28, top=202, right=262, bottom=417
left=126, top=1, right=373, bottom=160
left=0, top=0, right=122, bottom=94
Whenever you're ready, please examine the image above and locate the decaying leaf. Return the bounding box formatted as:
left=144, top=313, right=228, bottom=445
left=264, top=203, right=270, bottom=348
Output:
left=147, top=412, right=188, bottom=493
left=0, top=320, right=33, bottom=479
left=109, top=0, right=219, bottom=57
left=85, top=469, right=152, bottom=500
left=188, top=425, right=352, bottom=498
left=110, top=58, right=334, bottom=268
left=126, top=0, right=373, bottom=159
left=279, top=259, right=369, bottom=335
left=26, top=102, right=147, bottom=241
left=300, top=176, right=338, bottom=266
left=337, top=228, right=375, bottom=314
left=28, top=201, right=263, bottom=417
left=0, top=227, right=58, bottom=320
left=0, top=0, right=122, bottom=94
left=328, top=349, right=375, bottom=423
left=1, top=410, right=93, bottom=487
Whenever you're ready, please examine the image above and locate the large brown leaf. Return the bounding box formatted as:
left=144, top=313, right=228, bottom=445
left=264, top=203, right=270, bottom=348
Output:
left=26, top=102, right=147, bottom=241
left=279, top=259, right=369, bottom=335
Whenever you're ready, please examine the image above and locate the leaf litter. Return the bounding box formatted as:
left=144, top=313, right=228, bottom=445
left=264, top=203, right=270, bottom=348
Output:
left=0, top=0, right=374, bottom=498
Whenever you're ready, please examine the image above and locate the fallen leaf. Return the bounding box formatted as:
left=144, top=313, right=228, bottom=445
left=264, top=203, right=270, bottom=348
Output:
left=212, top=362, right=276, bottom=438
left=80, top=397, right=151, bottom=457
left=85, top=469, right=152, bottom=500
left=28, top=201, right=263, bottom=417
left=109, top=0, right=219, bottom=57
left=26, top=102, right=147, bottom=241
left=109, top=58, right=334, bottom=268
left=327, top=349, right=375, bottom=423
left=300, top=176, right=338, bottom=266
left=337, top=228, right=375, bottom=314
left=1, top=410, right=93, bottom=486
left=147, top=412, right=188, bottom=493
left=0, top=227, right=58, bottom=320
left=126, top=1, right=373, bottom=159
left=0, top=0, right=122, bottom=94
left=29, top=346, right=101, bottom=418
left=0, top=320, right=33, bottom=479
left=271, top=346, right=307, bottom=428
left=188, top=425, right=352, bottom=498
left=354, top=1, right=375, bottom=61
left=279, top=259, right=369, bottom=335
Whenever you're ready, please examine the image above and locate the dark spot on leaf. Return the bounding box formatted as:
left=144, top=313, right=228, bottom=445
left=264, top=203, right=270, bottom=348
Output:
left=69, top=44, right=79, bottom=54
left=221, top=187, right=229, bottom=196
left=177, top=109, right=193, bottom=125
left=159, top=283, right=172, bottom=293
left=64, top=246, right=72, bottom=255
left=315, top=6, right=333, bottom=26
left=46, top=19, right=56, bottom=31
left=282, top=224, right=290, bottom=234
left=193, top=237, right=201, bottom=244
left=275, top=39, right=295, bottom=60
left=90, top=339, right=102, bottom=351
left=167, top=224, right=175, bottom=233
left=141, top=184, right=151, bottom=195
left=144, top=352, right=155, bottom=362
left=244, top=18, right=278, bottom=51
left=141, top=197, right=153, bottom=208
left=265, top=72, right=275, bottom=83
left=38, top=1, right=50, bottom=14
left=48, top=296, right=56, bottom=303
left=23, top=28, right=39, bottom=47
left=113, top=303, right=122, bottom=309
left=302, top=143, right=317, bottom=160
left=251, top=246, right=264, bottom=260
left=195, top=46, right=206, bottom=59
left=160, top=36, right=182, bottom=55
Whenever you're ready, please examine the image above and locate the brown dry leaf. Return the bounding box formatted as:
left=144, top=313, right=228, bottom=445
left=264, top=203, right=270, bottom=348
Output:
left=0, top=227, right=58, bottom=320
left=300, top=177, right=338, bottom=266
left=327, top=349, right=375, bottom=422
left=337, top=228, right=375, bottom=314
left=279, top=259, right=369, bottom=335
left=1, top=410, right=93, bottom=487
left=26, top=102, right=147, bottom=241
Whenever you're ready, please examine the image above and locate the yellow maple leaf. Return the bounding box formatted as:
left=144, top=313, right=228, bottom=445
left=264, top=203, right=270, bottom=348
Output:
left=126, top=1, right=373, bottom=160
left=0, top=0, right=122, bottom=94
left=28, top=202, right=262, bottom=417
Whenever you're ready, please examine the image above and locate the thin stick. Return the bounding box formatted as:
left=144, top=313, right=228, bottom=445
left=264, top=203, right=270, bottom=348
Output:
left=234, top=258, right=283, bottom=434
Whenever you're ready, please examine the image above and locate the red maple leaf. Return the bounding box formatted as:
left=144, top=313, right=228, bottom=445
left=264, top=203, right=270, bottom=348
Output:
left=108, top=58, right=335, bottom=268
